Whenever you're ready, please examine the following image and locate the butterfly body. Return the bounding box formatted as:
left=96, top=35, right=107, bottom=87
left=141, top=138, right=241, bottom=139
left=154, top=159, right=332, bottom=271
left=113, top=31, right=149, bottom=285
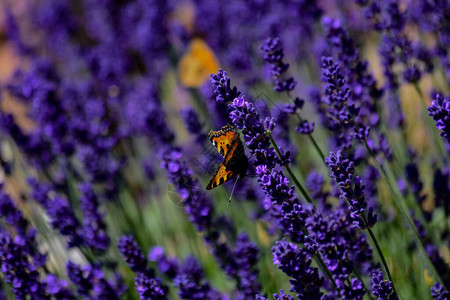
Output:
left=206, top=124, right=248, bottom=190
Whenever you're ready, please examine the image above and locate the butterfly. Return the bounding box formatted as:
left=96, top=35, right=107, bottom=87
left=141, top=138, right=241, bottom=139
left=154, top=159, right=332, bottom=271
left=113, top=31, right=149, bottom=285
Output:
left=178, top=38, right=219, bottom=88
left=206, top=124, right=248, bottom=196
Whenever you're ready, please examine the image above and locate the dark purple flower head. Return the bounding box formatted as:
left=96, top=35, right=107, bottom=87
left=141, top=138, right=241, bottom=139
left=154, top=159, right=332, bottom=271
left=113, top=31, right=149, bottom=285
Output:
left=325, top=151, right=377, bottom=229
left=272, top=239, right=325, bottom=299
left=273, top=290, right=294, bottom=300
left=403, top=65, right=421, bottom=83
left=261, top=37, right=296, bottom=92
left=428, top=94, right=450, bottom=142
left=174, top=256, right=224, bottom=300
left=210, top=69, right=241, bottom=104
left=117, top=236, right=168, bottom=298
left=45, top=275, right=75, bottom=299
left=79, top=182, right=110, bottom=252
left=117, top=235, right=148, bottom=274
left=181, top=108, right=204, bottom=136
left=342, top=278, right=366, bottom=299
left=161, top=148, right=214, bottom=231
left=0, top=231, right=46, bottom=298
left=296, top=121, right=315, bottom=135
left=28, top=178, right=83, bottom=247
left=433, top=167, right=450, bottom=215
left=431, top=282, right=449, bottom=300
left=66, top=261, right=124, bottom=299
left=321, top=57, right=350, bottom=105
left=135, top=272, right=168, bottom=300
left=371, top=270, right=396, bottom=300
left=228, top=97, right=278, bottom=169
left=0, top=190, right=29, bottom=237
left=148, top=246, right=179, bottom=279
left=233, top=233, right=260, bottom=298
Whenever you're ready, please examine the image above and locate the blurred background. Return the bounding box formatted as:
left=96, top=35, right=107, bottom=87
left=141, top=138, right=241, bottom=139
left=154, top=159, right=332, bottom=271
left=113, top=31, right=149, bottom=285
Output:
left=0, top=0, right=448, bottom=299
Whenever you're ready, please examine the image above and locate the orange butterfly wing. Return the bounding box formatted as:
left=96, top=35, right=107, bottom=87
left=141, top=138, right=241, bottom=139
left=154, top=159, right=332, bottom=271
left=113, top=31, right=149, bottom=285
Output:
left=208, top=124, right=238, bottom=157
left=206, top=140, right=239, bottom=190
left=178, top=38, right=220, bottom=88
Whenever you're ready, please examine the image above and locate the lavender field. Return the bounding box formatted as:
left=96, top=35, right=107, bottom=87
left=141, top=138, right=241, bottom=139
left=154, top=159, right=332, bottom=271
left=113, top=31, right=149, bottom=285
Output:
left=0, top=0, right=449, bottom=299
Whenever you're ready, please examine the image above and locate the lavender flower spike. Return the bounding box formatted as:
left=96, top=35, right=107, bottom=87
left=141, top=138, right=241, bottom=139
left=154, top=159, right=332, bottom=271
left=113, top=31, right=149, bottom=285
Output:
left=431, top=282, right=449, bottom=300
left=325, top=151, right=377, bottom=229
left=272, top=239, right=325, bottom=299
left=210, top=69, right=241, bottom=104
left=117, top=235, right=168, bottom=299
left=371, top=270, right=396, bottom=300
left=428, top=94, right=450, bottom=142
left=261, top=37, right=296, bottom=92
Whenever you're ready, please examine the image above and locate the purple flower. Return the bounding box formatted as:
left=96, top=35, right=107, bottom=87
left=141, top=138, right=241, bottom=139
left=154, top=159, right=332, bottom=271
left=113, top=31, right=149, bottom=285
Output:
left=261, top=37, right=296, bottom=92
left=433, top=167, right=450, bottom=215
left=0, top=189, right=45, bottom=266
left=79, top=182, right=110, bottom=252
left=44, top=275, right=75, bottom=299
left=117, top=236, right=149, bottom=274
left=210, top=69, right=241, bottom=104
left=319, top=56, right=374, bottom=151
left=272, top=239, right=325, bottom=299
left=296, top=121, right=315, bottom=135
left=28, top=178, right=83, bottom=247
left=273, top=290, right=295, bottom=300
left=117, top=236, right=168, bottom=299
left=233, top=233, right=260, bottom=298
left=0, top=231, right=46, bottom=298
left=325, top=151, right=377, bottom=229
left=135, top=272, right=168, bottom=300
left=174, top=256, right=225, bottom=300
left=181, top=108, right=204, bottom=136
left=431, top=282, right=449, bottom=300
left=161, top=148, right=214, bottom=231
left=0, top=189, right=30, bottom=238
left=371, top=270, right=396, bottom=300
left=428, top=94, right=450, bottom=142
left=66, top=261, right=124, bottom=299
left=148, top=246, right=179, bottom=280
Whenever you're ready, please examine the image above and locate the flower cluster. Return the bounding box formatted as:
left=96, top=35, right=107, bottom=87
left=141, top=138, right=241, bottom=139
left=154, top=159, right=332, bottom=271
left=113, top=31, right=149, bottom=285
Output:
left=66, top=261, right=124, bottom=299
left=118, top=236, right=168, bottom=299
left=325, top=151, right=377, bottom=229
left=78, top=182, right=110, bottom=252
left=272, top=239, right=325, bottom=299
left=371, top=270, right=396, bottom=300
left=428, top=94, right=450, bottom=143
left=261, top=37, right=296, bottom=92
left=320, top=57, right=370, bottom=151
left=260, top=37, right=315, bottom=136
left=1, top=0, right=449, bottom=298
left=210, top=69, right=242, bottom=104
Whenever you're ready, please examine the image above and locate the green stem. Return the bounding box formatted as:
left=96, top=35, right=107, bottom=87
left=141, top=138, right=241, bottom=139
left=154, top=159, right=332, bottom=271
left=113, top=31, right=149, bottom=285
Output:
left=364, top=142, right=445, bottom=287
left=342, top=103, right=444, bottom=289
left=266, top=131, right=314, bottom=204
left=285, top=91, right=326, bottom=161
left=266, top=130, right=341, bottom=292
left=307, top=133, right=326, bottom=161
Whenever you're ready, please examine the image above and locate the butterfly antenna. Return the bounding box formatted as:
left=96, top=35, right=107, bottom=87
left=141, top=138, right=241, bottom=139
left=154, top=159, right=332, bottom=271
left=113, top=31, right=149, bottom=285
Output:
left=228, top=177, right=240, bottom=204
